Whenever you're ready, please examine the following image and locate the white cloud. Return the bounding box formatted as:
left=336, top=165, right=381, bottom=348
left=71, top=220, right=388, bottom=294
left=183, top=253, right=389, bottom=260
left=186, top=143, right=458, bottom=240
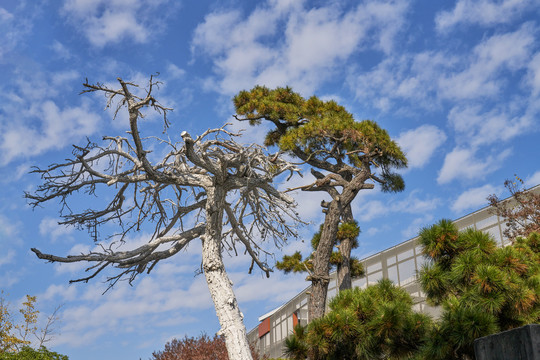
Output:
left=0, top=214, right=20, bottom=240
left=52, top=243, right=93, bottom=275
left=437, top=147, right=511, bottom=184
left=0, top=99, right=101, bottom=166
left=39, top=218, right=75, bottom=243
left=0, top=250, right=16, bottom=267
left=280, top=169, right=328, bottom=225
left=351, top=189, right=440, bottom=223
left=525, top=170, right=540, bottom=188
left=0, top=271, right=22, bottom=288
left=435, top=0, right=535, bottom=32
left=0, top=66, right=104, bottom=166
left=365, top=226, right=383, bottom=237
left=61, top=0, right=175, bottom=47
left=438, top=24, right=536, bottom=100
left=448, top=104, right=533, bottom=147
left=401, top=215, right=434, bottom=239
left=48, top=262, right=214, bottom=347
left=354, top=200, right=388, bottom=222
left=0, top=7, right=13, bottom=21
left=396, top=125, right=447, bottom=169
left=51, top=70, right=80, bottom=87
left=351, top=24, right=537, bottom=112
left=51, top=40, right=73, bottom=60
left=351, top=50, right=458, bottom=111
left=393, top=191, right=440, bottom=214
left=166, top=63, right=186, bottom=79
left=451, top=184, right=501, bottom=213
left=40, top=284, right=78, bottom=302
left=192, top=0, right=410, bottom=95
left=0, top=4, right=35, bottom=61
left=233, top=271, right=306, bottom=304
left=526, top=53, right=540, bottom=96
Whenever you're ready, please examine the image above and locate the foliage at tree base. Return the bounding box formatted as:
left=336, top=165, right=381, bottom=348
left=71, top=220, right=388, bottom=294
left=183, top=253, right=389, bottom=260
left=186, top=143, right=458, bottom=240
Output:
left=284, top=279, right=432, bottom=360
left=282, top=220, right=540, bottom=360
left=151, top=332, right=267, bottom=360
left=0, top=346, right=68, bottom=360
left=418, top=221, right=540, bottom=359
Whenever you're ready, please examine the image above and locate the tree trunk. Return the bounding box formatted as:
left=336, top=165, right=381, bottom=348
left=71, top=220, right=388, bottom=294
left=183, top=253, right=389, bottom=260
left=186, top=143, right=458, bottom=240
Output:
left=337, top=205, right=354, bottom=292
left=308, top=175, right=370, bottom=321
left=337, top=239, right=353, bottom=292
left=309, top=200, right=341, bottom=321
left=203, top=186, right=253, bottom=360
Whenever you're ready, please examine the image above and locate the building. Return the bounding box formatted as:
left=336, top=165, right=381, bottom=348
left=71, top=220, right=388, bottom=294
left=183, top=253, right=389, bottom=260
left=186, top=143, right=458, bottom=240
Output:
left=247, top=186, right=534, bottom=359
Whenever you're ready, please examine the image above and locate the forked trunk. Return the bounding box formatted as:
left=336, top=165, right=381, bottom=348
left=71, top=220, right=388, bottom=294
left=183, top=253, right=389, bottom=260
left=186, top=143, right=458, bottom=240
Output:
left=203, top=186, right=253, bottom=360
left=309, top=176, right=370, bottom=321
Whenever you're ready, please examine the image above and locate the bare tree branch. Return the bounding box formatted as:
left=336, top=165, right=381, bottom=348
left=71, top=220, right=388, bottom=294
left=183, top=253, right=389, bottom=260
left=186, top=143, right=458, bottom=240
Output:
left=29, top=77, right=303, bottom=359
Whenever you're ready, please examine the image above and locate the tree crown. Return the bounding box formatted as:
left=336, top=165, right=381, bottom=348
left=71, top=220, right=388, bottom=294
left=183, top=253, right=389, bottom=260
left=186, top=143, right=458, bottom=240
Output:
left=234, top=86, right=407, bottom=192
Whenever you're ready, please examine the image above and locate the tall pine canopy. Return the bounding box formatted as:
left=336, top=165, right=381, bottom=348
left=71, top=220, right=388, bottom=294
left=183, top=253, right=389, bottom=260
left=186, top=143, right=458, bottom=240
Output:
left=234, top=86, right=406, bottom=190
left=234, top=86, right=407, bottom=321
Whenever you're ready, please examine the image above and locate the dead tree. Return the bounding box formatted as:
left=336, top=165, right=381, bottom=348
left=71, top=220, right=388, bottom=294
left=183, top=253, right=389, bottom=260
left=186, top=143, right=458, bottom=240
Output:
left=26, top=77, right=300, bottom=360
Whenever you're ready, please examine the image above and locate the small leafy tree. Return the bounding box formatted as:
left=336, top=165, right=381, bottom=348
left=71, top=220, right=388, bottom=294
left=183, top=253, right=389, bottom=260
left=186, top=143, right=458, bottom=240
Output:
left=488, top=176, right=540, bottom=241
left=276, top=221, right=364, bottom=281
left=418, top=220, right=540, bottom=359
left=234, top=86, right=407, bottom=321
left=0, top=294, right=62, bottom=355
left=284, top=279, right=432, bottom=360
left=151, top=333, right=266, bottom=360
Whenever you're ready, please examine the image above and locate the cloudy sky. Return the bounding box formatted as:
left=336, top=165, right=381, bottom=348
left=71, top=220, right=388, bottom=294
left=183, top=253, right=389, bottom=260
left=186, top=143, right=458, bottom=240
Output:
left=1, top=0, right=539, bottom=359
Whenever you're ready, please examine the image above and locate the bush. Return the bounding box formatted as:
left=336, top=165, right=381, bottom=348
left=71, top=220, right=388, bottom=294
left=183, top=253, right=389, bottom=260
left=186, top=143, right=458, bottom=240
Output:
left=0, top=346, right=68, bottom=360
left=284, top=279, right=432, bottom=360
left=418, top=221, right=540, bottom=359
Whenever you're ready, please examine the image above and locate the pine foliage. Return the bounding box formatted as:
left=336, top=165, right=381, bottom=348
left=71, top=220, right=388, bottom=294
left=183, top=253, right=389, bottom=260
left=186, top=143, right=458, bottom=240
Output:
left=275, top=221, right=365, bottom=279
left=234, top=86, right=407, bottom=320
left=284, top=279, right=432, bottom=360
left=418, top=220, right=540, bottom=359
left=234, top=86, right=407, bottom=188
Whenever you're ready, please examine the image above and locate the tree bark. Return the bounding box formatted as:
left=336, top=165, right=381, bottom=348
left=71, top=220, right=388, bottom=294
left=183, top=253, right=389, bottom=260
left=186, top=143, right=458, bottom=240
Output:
left=308, top=175, right=371, bottom=321
left=309, top=200, right=341, bottom=321
left=203, top=186, right=253, bottom=360
left=336, top=205, right=354, bottom=292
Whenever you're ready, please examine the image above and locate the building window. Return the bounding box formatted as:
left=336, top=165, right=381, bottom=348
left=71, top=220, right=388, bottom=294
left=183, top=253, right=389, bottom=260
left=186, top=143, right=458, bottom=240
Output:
left=387, top=265, right=399, bottom=284
left=397, top=248, right=414, bottom=261
left=398, top=258, right=416, bottom=286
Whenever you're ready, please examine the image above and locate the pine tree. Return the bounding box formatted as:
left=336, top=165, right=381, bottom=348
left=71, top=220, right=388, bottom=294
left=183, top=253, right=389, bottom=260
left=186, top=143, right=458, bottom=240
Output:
left=418, top=220, right=540, bottom=359
left=284, top=279, right=432, bottom=360
left=234, top=86, right=407, bottom=321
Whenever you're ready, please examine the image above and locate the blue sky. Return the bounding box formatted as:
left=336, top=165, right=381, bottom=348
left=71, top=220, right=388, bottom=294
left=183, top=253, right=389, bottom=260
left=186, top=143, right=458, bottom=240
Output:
left=1, top=0, right=539, bottom=359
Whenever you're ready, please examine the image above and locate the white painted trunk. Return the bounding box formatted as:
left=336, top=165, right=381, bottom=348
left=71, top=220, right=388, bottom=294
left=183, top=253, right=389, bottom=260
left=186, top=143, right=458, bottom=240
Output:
left=203, top=186, right=253, bottom=360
